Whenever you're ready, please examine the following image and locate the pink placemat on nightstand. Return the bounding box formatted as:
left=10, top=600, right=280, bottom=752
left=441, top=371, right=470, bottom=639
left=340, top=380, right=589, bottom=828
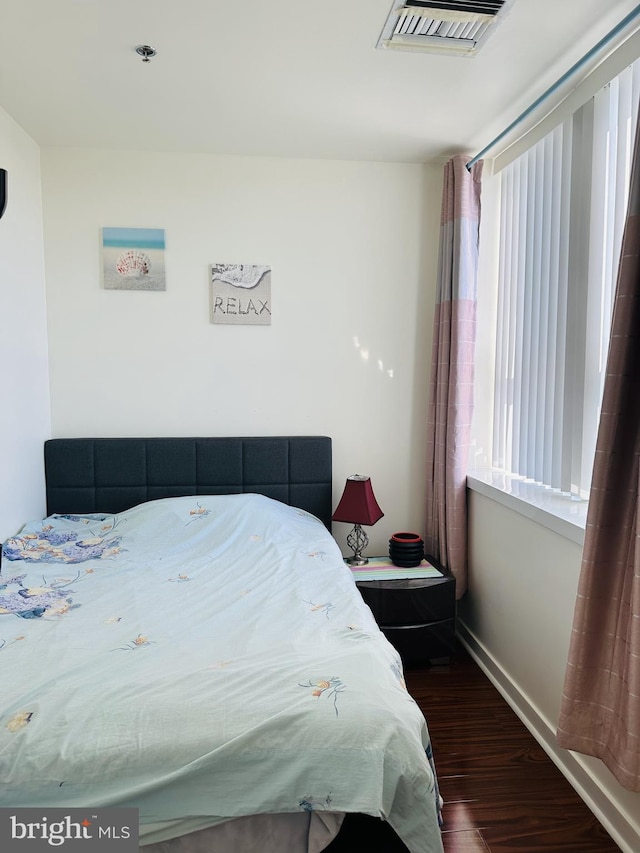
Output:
left=349, top=557, right=443, bottom=581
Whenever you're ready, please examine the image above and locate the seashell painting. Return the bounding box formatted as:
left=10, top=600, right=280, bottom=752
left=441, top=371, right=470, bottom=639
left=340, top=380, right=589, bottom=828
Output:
left=116, top=249, right=151, bottom=278
left=102, top=227, right=166, bottom=291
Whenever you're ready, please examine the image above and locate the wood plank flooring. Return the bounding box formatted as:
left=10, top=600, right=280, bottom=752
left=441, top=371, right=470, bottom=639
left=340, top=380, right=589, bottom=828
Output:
left=405, top=644, right=622, bottom=853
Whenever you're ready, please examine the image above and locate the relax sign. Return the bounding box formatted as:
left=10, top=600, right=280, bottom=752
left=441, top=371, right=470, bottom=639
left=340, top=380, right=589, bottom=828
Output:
left=210, top=263, right=272, bottom=326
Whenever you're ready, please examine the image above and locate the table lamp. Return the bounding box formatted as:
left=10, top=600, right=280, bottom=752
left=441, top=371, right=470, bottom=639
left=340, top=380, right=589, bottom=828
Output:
left=332, top=474, right=384, bottom=565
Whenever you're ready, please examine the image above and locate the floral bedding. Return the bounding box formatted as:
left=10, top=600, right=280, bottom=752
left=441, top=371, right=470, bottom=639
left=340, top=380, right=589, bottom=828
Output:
left=0, top=494, right=443, bottom=852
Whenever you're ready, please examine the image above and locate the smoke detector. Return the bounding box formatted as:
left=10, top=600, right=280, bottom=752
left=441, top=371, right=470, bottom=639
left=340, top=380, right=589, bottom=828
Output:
left=376, top=1, right=514, bottom=56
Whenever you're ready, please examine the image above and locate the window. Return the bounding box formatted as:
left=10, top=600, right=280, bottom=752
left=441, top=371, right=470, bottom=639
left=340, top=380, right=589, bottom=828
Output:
left=490, top=59, right=640, bottom=499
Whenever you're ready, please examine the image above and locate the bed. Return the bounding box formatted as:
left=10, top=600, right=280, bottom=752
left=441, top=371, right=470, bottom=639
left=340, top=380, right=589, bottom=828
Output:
left=0, top=437, right=444, bottom=853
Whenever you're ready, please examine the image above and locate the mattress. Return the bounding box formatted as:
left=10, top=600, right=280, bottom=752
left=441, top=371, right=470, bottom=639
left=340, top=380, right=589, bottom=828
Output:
left=0, top=493, right=443, bottom=853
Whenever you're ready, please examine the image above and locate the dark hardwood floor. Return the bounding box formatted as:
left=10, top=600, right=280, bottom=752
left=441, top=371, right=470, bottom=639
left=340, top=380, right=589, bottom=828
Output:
left=405, top=643, right=622, bottom=853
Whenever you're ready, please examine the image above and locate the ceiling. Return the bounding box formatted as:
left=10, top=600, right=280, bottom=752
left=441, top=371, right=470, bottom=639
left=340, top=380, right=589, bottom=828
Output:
left=1, top=0, right=639, bottom=164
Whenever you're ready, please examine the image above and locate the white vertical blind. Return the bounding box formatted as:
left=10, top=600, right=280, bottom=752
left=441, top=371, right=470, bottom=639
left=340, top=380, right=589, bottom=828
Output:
left=492, top=59, right=640, bottom=497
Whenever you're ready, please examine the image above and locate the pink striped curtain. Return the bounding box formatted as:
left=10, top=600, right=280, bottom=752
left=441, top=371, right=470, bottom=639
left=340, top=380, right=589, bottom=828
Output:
left=557, top=117, right=640, bottom=791
left=424, top=154, right=482, bottom=598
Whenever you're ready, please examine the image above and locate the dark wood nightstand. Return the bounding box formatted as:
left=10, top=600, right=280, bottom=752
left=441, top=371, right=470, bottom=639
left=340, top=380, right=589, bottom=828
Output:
left=353, top=557, right=456, bottom=666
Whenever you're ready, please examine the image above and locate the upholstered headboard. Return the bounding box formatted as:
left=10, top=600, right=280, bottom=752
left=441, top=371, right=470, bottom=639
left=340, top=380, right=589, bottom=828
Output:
left=44, top=436, right=333, bottom=528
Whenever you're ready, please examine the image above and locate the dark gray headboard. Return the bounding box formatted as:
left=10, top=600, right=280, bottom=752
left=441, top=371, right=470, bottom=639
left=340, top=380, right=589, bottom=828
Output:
left=44, top=437, right=333, bottom=528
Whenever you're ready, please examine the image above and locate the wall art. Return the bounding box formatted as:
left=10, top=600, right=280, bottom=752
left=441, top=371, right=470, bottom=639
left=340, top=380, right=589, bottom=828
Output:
left=102, top=227, right=166, bottom=291
left=210, top=263, right=271, bottom=326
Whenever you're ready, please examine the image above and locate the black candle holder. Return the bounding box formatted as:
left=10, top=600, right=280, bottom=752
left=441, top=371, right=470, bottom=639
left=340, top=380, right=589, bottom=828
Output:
left=389, top=532, right=424, bottom=568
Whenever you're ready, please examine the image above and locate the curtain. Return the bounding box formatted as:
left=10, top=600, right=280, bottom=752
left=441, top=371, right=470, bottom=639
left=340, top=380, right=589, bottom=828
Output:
left=424, top=154, right=482, bottom=598
left=556, top=114, right=640, bottom=792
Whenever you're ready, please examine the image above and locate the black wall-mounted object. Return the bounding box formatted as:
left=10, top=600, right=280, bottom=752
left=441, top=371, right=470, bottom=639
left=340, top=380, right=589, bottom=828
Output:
left=0, top=169, right=7, bottom=219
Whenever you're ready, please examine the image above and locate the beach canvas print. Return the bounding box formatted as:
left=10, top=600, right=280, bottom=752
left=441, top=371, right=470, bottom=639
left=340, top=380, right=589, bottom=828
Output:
left=210, top=263, right=271, bottom=326
left=102, top=227, right=166, bottom=291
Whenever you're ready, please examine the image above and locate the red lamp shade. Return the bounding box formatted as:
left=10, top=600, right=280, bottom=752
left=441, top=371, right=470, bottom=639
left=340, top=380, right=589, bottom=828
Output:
left=332, top=475, right=384, bottom=526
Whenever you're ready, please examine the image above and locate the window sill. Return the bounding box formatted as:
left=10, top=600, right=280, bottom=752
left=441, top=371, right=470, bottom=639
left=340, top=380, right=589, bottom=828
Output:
left=466, top=469, right=586, bottom=546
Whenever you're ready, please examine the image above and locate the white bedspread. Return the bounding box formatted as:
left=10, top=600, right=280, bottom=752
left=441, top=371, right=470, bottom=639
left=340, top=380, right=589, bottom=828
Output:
left=0, top=494, right=443, bottom=853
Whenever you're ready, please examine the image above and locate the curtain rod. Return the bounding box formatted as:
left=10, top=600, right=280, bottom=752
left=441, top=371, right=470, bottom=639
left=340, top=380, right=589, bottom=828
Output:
left=466, top=4, right=640, bottom=171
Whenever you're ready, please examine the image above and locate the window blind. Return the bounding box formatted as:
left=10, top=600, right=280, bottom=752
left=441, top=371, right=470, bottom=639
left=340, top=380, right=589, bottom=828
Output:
left=492, top=59, right=640, bottom=497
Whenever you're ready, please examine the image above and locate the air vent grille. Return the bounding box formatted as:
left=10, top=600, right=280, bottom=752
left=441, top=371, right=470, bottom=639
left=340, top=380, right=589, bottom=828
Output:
left=406, top=1, right=504, bottom=12
left=377, top=0, right=512, bottom=55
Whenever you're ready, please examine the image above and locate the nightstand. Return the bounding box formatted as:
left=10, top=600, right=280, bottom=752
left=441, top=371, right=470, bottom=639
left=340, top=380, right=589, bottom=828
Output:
left=352, top=557, right=456, bottom=666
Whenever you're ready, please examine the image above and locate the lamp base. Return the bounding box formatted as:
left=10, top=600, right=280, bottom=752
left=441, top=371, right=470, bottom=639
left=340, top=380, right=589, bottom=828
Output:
left=345, top=555, right=369, bottom=566
left=345, top=523, right=369, bottom=566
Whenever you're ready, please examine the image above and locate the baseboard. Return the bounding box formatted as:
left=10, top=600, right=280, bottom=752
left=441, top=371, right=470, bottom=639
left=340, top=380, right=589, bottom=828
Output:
left=456, top=620, right=639, bottom=853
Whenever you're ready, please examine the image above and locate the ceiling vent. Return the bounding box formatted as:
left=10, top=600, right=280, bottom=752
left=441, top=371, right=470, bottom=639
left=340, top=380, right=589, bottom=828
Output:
left=376, top=1, right=513, bottom=56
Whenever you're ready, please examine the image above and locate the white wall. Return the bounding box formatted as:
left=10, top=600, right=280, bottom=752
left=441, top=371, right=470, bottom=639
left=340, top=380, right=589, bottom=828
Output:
left=40, top=148, right=442, bottom=556
left=0, top=107, right=51, bottom=541
left=460, top=491, right=640, bottom=853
